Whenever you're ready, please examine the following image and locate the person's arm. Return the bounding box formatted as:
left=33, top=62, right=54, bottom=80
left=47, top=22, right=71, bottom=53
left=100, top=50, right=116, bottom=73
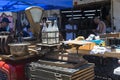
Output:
left=92, top=22, right=105, bottom=34
left=98, top=21, right=105, bottom=33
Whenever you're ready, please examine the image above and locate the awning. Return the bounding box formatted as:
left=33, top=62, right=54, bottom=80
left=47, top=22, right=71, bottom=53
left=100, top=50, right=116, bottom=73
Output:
left=0, top=0, right=73, bottom=12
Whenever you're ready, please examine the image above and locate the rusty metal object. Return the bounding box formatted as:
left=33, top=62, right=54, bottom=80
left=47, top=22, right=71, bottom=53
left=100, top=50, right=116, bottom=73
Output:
left=0, top=35, right=13, bottom=54
left=8, top=43, right=30, bottom=57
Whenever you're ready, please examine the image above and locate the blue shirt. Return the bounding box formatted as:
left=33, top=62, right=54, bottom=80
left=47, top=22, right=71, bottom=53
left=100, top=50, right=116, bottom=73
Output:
left=65, top=24, right=77, bottom=40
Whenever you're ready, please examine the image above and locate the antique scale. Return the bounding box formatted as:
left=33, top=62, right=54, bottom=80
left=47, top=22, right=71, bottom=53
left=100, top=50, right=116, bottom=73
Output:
left=25, top=6, right=43, bottom=39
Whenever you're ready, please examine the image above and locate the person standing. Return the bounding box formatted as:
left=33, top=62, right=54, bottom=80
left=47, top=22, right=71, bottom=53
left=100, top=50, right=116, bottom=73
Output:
left=65, top=18, right=77, bottom=40
left=93, top=17, right=106, bottom=35
left=0, top=17, right=12, bottom=32
left=22, top=25, right=33, bottom=38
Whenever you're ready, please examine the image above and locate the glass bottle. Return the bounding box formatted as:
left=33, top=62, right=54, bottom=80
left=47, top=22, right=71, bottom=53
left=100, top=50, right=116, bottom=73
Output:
left=53, top=20, right=59, bottom=44
left=47, top=21, right=53, bottom=44
left=42, top=22, right=47, bottom=44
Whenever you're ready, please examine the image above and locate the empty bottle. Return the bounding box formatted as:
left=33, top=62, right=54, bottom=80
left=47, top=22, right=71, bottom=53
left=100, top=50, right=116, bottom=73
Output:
left=42, top=22, right=47, bottom=44
left=53, top=20, right=59, bottom=44
left=47, top=21, right=53, bottom=44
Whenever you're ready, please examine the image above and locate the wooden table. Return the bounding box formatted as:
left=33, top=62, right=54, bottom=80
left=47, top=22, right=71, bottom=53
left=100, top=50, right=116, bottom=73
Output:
left=0, top=53, right=41, bottom=64
left=63, top=40, right=93, bottom=55
left=63, top=40, right=92, bottom=45
left=64, top=40, right=120, bottom=59
left=67, top=49, right=120, bottom=59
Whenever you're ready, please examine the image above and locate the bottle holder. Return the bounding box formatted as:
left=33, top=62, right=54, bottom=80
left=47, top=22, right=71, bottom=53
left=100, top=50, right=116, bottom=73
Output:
left=42, top=31, right=59, bottom=44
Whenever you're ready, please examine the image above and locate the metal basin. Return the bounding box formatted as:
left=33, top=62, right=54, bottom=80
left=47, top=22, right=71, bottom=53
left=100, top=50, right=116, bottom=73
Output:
left=8, top=43, right=30, bottom=57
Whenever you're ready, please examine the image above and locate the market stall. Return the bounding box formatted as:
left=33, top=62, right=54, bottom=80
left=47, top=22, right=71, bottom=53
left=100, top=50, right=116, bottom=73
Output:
left=0, top=0, right=120, bottom=80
